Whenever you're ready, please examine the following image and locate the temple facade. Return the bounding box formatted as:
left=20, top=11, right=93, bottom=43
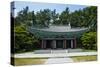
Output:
left=29, top=23, right=88, bottom=49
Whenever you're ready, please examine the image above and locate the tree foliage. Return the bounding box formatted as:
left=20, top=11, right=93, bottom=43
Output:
left=70, top=6, right=97, bottom=30
left=15, top=6, right=97, bottom=31
left=81, top=32, right=97, bottom=50
left=14, top=25, right=39, bottom=53
left=59, top=7, right=70, bottom=25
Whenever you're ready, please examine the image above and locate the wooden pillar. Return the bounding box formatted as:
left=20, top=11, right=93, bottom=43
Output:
left=71, top=40, right=73, bottom=49
left=54, top=40, right=56, bottom=49
left=52, top=40, right=56, bottom=49
left=63, top=40, right=64, bottom=48
left=41, top=40, right=44, bottom=49
left=74, top=38, right=76, bottom=48
left=63, top=40, right=66, bottom=49
left=44, top=40, right=46, bottom=49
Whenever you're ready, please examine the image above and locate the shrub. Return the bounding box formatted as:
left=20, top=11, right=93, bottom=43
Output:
left=81, top=32, right=97, bottom=50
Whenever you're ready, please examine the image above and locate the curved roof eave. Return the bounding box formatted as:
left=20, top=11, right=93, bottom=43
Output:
left=30, top=27, right=88, bottom=33
left=28, top=27, right=89, bottom=39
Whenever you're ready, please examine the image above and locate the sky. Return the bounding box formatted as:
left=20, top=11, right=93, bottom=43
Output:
left=13, top=1, right=89, bottom=17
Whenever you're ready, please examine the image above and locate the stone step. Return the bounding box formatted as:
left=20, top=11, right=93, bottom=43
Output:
left=34, top=50, right=51, bottom=54
left=51, top=50, right=68, bottom=54
left=34, top=49, right=83, bottom=54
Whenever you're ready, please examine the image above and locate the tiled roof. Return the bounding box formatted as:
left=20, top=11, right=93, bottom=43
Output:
left=31, top=25, right=88, bottom=32
left=28, top=25, right=88, bottom=39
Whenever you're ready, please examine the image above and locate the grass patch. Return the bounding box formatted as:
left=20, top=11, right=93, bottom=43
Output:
left=71, top=55, right=97, bottom=62
left=82, top=49, right=97, bottom=52
left=13, top=50, right=35, bottom=54
left=11, top=57, right=47, bottom=66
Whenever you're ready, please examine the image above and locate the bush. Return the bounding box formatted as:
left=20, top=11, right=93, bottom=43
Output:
left=13, top=25, right=39, bottom=53
left=81, top=32, right=97, bottom=50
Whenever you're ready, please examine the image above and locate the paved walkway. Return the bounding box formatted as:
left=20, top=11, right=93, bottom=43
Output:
left=12, top=52, right=97, bottom=58
left=45, top=57, right=73, bottom=64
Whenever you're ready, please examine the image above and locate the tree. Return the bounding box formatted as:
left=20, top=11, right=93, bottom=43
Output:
left=35, top=9, right=52, bottom=27
left=13, top=6, right=39, bottom=53
left=51, top=9, right=59, bottom=25
left=14, top=25, right=39, bottom=53
left=70, top=6, right=97, bottom=31
left=32, top=11, right=36, bottom=25
left=81, top=32, right=97, bottom=50
left=59, top=7, right=70, bottom=25
left=15, top=6, right=33, bottom=26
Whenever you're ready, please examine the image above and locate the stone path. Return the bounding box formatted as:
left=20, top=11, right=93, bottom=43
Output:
left=45, top=57, right=73, bottom=64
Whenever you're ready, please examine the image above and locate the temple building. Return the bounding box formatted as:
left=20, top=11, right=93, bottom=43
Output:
left=29, top=23, right=88, bottom=49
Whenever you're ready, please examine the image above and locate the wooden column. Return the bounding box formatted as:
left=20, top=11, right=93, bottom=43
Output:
left=41, top=40, right=44, bottom=49
left=71, top=40, right=73, bottom=49
left=53, top=40, right=56, bottom=49
left=44, top=40, right=46, bottom=49
left=63, top=40, right=66, bottom=49
left=63, top=40, right=64, bottom=48
left=74, top=38, right=76, bottom=48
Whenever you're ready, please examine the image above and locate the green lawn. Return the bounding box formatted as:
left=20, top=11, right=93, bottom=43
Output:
left=11, top=57, right=47, bottom=66
left=71, top=55, right=97, bottom=62
left=82, top=49, right=97, bottom=52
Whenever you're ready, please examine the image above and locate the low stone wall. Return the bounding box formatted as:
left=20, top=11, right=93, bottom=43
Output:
left=13, top=52, right=97, bottom=58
